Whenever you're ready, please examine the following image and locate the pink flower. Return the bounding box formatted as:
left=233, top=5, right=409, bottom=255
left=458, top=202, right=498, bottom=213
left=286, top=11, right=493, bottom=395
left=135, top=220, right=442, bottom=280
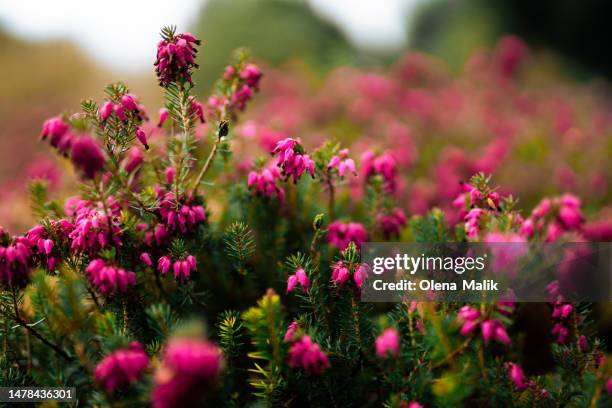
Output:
left=172, top=255, right=197, bottom=280
left=158, top=192, right=206, bottom=234
left=361, top=150, right=397, bottom=193
left=120, top=94, right=139, bottom=112
left=327, top=221, right=368, bottom=250
left=606, top=379, right=612, bottom=396
left=230, top=85, right=254, bottom=112
left=41, top=116, right=73, bottom=156
left=296, top=267, right=310, bottom=290
left=507, top=362, right=526, bottom=390
left=223, top=65, right=235, bottom=80
left=465, top=208, right=484, bottom=239
left=582, top=220, right=612, bottom=241
left=272, top=138, right=315, bottom=183
left=481, top=320, right=511, bottom=345
left=331, top=262, right=350, bottom=285
left=188, top=96, right=206, bottom=123
left=140, top=252, right=153, bottom=267
left=240, top=63, right=263, bottom=90
left=376, top=208, right=407, bottom=239
left=155, top=31, right=201, bottom=86
left=353, top=264, right=369, bottom=289
left=496, top=35, right=527, bottom=79
left=551, top=323, right=569, bottom=344
left=284, top=321, right=299, bottom=342
left=552, top=303, right=573, bottom=319
left=287, top=267, right=309, bottom=293
left=124, top=147, right=144, bottom=173
left=151, top=338, right=223, bottom=408
left=135, top=127, right=149, bottom=149
left=247, top=164, right=285, bottom=202
left=158, top=256, right=171, bottom=275
left=158, top=108, right=169, bottom=127
left=85, top=259, right=136, bottom=296
left=579, top=335, right=589, bottom=352
left=286, top=274, right=298, bottom=293
left=375, top=328, right=400, bottom=358
left=94, top=342, right=149, bottom=393
left=68, top=197, right=123, bottom=255
left=457, top=306, right=481, bottom=335
left=288, top=335, right=330, bottom=375
left=70, top=136, right=105, bottom=179
left=41, top=116, right=69, bottom=140
left=328, top=149, right=357, bottom=178
left=99, top=102, right=114, bottom=121
left=165, top=167, right=176, bottom=185
left=0, top=236, right=33, bottom=287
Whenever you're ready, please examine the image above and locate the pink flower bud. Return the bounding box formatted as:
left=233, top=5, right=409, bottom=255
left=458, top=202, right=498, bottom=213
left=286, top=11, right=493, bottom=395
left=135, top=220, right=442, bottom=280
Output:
left=71, top=136, right=105, bottom=179
left=508, top=363, right=526, bottom=390
left=375, top=328, right=400, bottom=358
left=100, top=101, right=114, bottom=122
left=42, top=239, right=54, bottom=255
left=295, top=267, right=310, bottom=292
left=165, top=167, right=175, bottom=185
left=113, top=104, right=127, bottom=121
left=121, top=94, right=138, bottom=112
left=157, top=108, right=169, bottom=127
left=284, top=321, right=299, bottom=342
left=135, top=127, right=149, bottom=149
left=286, top=274, right=297, bottom=293
left=158, top=256, right=171, bottom=275
left=140, top=253, right=153, bottom=267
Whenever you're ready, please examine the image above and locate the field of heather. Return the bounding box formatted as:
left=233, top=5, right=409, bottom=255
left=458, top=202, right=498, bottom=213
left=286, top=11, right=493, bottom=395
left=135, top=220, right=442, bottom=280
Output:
left=0, top=1, right=611, bottom=407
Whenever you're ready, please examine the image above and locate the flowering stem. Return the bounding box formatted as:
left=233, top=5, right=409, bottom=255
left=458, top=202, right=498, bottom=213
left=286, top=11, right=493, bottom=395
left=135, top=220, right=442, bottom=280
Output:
left=192, top=134, right=222, bottom=195
left=10, top=285, right=70, bottom=361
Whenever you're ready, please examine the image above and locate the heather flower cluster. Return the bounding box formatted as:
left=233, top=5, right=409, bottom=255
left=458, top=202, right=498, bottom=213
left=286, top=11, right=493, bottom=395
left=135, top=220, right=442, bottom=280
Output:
left=94, top=342, right=149, bottom=393
left=155, top=30, right=201, bottom=86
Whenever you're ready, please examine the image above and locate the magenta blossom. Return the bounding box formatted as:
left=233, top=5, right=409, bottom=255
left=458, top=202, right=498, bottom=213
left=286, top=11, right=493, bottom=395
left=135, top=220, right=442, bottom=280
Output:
left=135, top=127, right=149, bottom=149
left=272, top=138, right=315, bottom=183
left=85, top=259, right=136, bottom=296
left=481, top=320, right=511, bottom=345
left=287, top=267, right=310, bottom=294
left=376, top=208, right=407, bottom=239
left=94, top=342, right=149, bottom=393
left=0, top=236, right=33, bottom=287
left=288, top=335, right=330, bottom=375
left=151, top=338, right=223, bottom=408
left=361, top=150, right=397, bottom=194
left=375, top=328, right=400, bottom=359
left=240, top=63, right=263, bottom=90
left=158, top=108, right=169, bottom=127
left=328, top=148, right=357, bottom=178
left=247, top=164, right=285, bottom=202
left=158, top=192, right=206, bottom=234
left=331, top=262, right=350, bottom=285
left=284, top=321, right=299, bottom=342
left=155, top=31, right=201, bottom=86
left=353, top=264, right=369, bottom=289
left=507, top=362, right=527, bottom=390
left=71, top=135, right=105, bottom=179
left=68, top=197, right=123, bottom=255
left=124, top=147, right=144, bottom=173
left=327, top=221, right=368, bottom=250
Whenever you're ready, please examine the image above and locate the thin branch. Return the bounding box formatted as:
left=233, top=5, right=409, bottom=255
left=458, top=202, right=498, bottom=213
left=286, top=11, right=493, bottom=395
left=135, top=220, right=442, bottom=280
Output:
left=11, top=286, right=70, bottom=361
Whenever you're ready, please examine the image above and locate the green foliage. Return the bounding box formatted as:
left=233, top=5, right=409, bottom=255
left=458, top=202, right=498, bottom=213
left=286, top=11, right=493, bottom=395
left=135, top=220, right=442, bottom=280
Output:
left=224, top=221, right=255, bottom=275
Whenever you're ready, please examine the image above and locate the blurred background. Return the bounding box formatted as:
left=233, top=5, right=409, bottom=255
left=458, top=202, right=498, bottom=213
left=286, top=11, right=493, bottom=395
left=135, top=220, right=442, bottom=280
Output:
left=0, top=0, right=610, bottom=230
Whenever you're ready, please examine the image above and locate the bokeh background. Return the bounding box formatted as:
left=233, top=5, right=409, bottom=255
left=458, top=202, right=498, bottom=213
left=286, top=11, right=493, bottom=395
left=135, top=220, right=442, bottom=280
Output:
left=0, top=0, right=610, bottom=231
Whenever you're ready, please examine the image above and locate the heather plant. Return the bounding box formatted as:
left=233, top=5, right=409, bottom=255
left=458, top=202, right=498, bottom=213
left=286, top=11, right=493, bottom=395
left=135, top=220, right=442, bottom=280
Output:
left=0, top=26, right=611, bottom=408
